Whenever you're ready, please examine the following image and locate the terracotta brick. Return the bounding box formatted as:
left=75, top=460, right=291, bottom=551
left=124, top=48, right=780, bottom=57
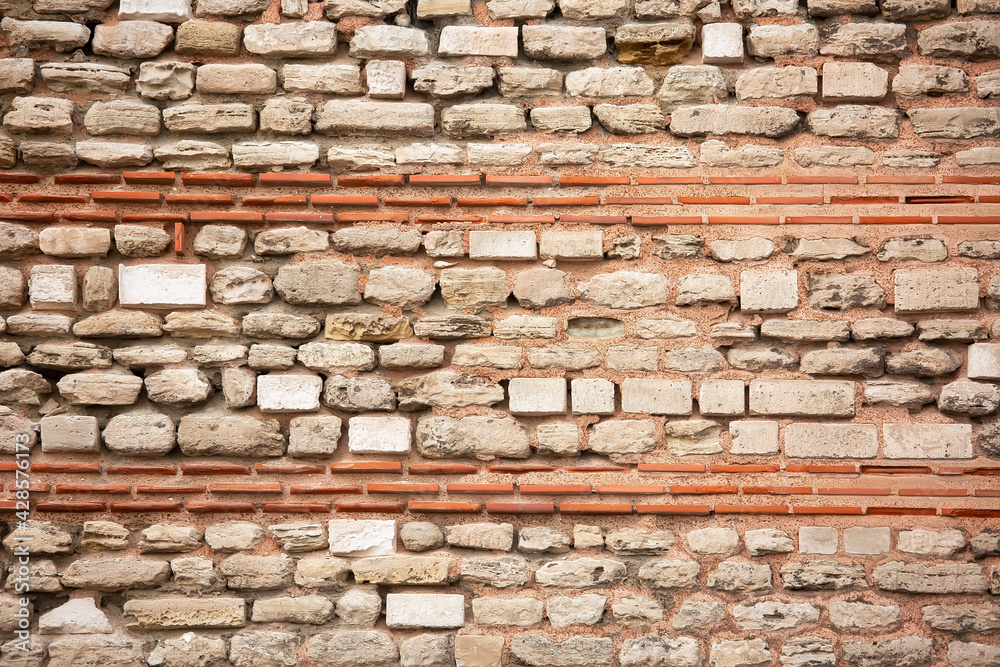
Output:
left=182, top=173, right=256, bottom=187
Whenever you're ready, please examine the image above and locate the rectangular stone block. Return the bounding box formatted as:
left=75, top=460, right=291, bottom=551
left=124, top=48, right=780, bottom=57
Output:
left=784, top=423, right=878, bottom=458
left=257, top=374, right=322, bottom=413
left=39, top=227, right=111, bottom=258
left=386, top=593, right=466, bottom=628
left=799, top=527, right=838, bottom=555
left=699, top=379, right=745, bottom=416
left=40, top=415, right=100, bottom=453
left=749, top=380, right=855, bottom=417
left=123, top=598, right=246, bottom=629
left=894, top=268, right=979, bottom=313
left=740, top=269, right=798, bottom=313
left=572, top=378, right=615, bottom=415
left=328, top=519, right=395, bottom=556
left=968, top=343, right=1000, bottom=379
left=883, top=423, right=973, bottom=459
left=119, top=264, right=207, bottom=309
left=438, top=26, right=518, bottom=56
left=508, top=377, right=567, bottom=415
left=844, top=527, right=891, bottom=555
left=730, top=421, right=779, bottom=455
left=469, top=230, right=537, bottom=260
left=347, top=415, right=411, bottom=453
left=315, top=100, right=434, bottom=136
left=621, top=379, right=693, bottom=415
left=539, top=231, right=603, bottom=259
left=29, top=264, right=76, bottom=309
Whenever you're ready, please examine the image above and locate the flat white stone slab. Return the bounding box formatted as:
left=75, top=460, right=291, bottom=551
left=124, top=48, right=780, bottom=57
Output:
left=257, top=374, right=322, bottom=413
left=469, top=230, right=537, bottom=260
left=883, top=423, right=972, bottom=459
left=348, top=415, right=412, bottom=453
left=119, top=264, right=207, bottom=309
left=328, top=519, right=395, bottom=557
left=386, top=593, right=466, bottom=628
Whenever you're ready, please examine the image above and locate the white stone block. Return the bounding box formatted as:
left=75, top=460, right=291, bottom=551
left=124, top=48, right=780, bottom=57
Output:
left=702, top=23, right=743, bottom=64
left=844, top=527, right=890, bottom=555
left=799, top=527, right=838, bottom=555
left=29, top=265, right=76, bottom=309
left=968, top=343, right=1000, bottom=379
left=539, top=231, right=603, bottom=259
left=119, top=264, right=207, bottom=309
left=119, top=0, right=193, bottom=22
left=699, top=379, right=744, bottom=416
left=893, top=268, right=979, bottom=313
left=740, top=269, right=798, bottom=313
left=729, top=421, right=779, bottom=455
left=328, top=519, right=395, bottom=557
left=621, top=379, right=692, bottom=415
left=882, top=423, right=972, bottom=459
left=256, top=374, right=322, bottom=413
left=822, top=62, right=888, bottom=102
left=508, top=378, right=567, bottom=415
left=40, top=415, right=100, bottom=453
left=571, top=378, right=615, bottom=415
left=438, top=26, right=519, bottom=56
left=784, top=423, right=878, bottom=458
left=749, top=379, right=855, bottom=417
left=348, top=415, right=412, bottom=453
left=366, top=60, right=406, bottom=99
left=469, top=231, right=537, bottom=260
left=386, top=593, right=466, bottom=628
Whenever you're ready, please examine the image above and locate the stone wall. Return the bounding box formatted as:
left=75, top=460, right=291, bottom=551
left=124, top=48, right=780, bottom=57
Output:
left=0, top=0, right=1000, bottom=665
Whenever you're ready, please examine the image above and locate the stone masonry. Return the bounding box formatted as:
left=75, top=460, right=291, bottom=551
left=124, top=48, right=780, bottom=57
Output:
left=0, top=0, right=999, bottom=665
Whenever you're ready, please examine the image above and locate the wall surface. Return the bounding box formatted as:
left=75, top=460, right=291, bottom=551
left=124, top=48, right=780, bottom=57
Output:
left=0, top=0, right=999, bottom=665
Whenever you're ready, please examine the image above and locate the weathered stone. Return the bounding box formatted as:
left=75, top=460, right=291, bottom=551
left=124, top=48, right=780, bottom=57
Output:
left=734, top=601, right=820, bottom=630
left=1, top=19, right=91, bottom=52
left=92, top=21, right=174, bottom=58
left=62, top=558, right=171, bottom=590
left=511, top=636, right=613, bottom=667
left=522, top=25, right=607, bottom=59
left=671, top=105, right=801, bottom=137
left=175, top=20, right=241, bottom=55
left=306, top=630, right=398, bottom=667
left=123, top=598, right=246, bottom=630
left=139, top=524, right=203, bottom=553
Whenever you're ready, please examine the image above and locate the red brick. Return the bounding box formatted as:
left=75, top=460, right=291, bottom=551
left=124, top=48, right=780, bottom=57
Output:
left=0, top=173, right=41, bottom=183
left=817, top=487, right=891, bottom=495
left=62, top=210, right=117, bottom=222
left=189, top=211, right=263, bottom=223
left=16, top=194, right=90, bottom=203
left=256, top=463, right=325, bottom=474
left=312, top=195, right=379, bottom=206
left=110, top=502, right=182, bottom=513
left=92, top=190, right=161, bottom=203
left=368, top=483, right=439, bottom=494
left=409, top=174, right=481, bottom=187
left=265, top=212, right=334, bottom=223
left=336, top=502, right=405, bottom=513
left=137, top=485, right=206, bottom=494
left=605, top=196, right=674, bottom=204
left=712, top=464, right=779, bottom=473
left=531, top=196, right=600, bottom=206
left=861, top=465, right=932, bottom=475
left=709, top=176, right=781, bottom=184
left=209, top=483, right=283, bottom=493
left=716, top=505, right=789, bottom=514
left=790, top=506, right=863, bottom=515
left=123, top=171, right=175, bottom=185
left=859, top=216, right=933, bottom=225
left=262, top=503, right=332, bottom=513
left=638, top=464, right=707, bottom=473
left=36, top=501, right=107, bottom=512
left=486, top=464, right=558, bottom=473
left=182, top=173, right=255, bottom=187
left=595, top=485, right=664, bottom=494
left=485, top=175, right=553, bottom=186
left=447, top=483, right=514, bottom=493
left=490, top=215, right=556, bottom=223
left=108, top=464, right=176, bottom=475
left=787, top=175, right=857, bottom=184
left=486, top=502, right=555, bottom=514
left=180, top=463, right=251, bottom=475
left=757, top=197, right=824, bottom=205
left=866, top=507, right=936, bottom=516
left=54, top=484, right=130, bottom=494
left=408, top=501, right=480, bottom=513
left=0, top=211, right=57, bottom=222
left=637, top=504, right=711, bottom=515
left=290, top=485, right=363, bottom=495
left=743, top=486, right=811, bottom=495
left=165, top=194, right=234, bottom=205
left=385, top=197, right=451, bottom=206
left=631, top=216, right=703, bottom=225
left=187, top=502, right=256, bottom=513
left=560, top=215, right=627, bottom=225
left=898, top=488, right=967, bottom=496
left=331, top=462, right=403, bottom=474
left=243, top=195, right=310, bottom=207
left=559, top=176, right=629, bottom=186
left=708, top=215, right=780, bottom=225
left=260, top=173, right=331, bottom=187
left=867, top=175, right=935, bottom=184
left=670, top=485, right=737, bottom=495
left=786, top=216, right=854, bottom=224
left=336, top=213, right=409, bottom=223
left=678, top=196, right=751, bottom=204
left=637, top=176, right=702, bottom=184
left=409, top=464, right=479, bottom=475
left=457, top=197, right=528, bottom=206
left=33, top=462, right=100, bottom=474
